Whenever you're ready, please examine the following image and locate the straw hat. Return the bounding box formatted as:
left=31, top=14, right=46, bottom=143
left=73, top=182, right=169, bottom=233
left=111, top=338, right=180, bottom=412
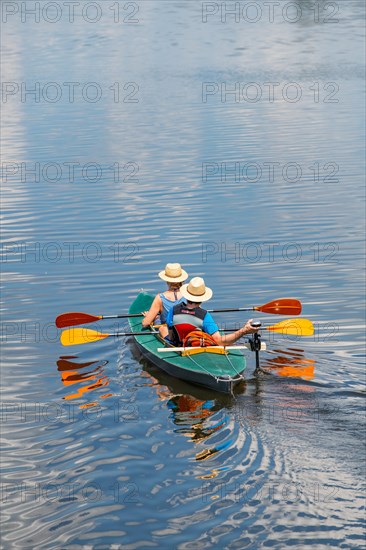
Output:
left=158, top=263, right=188, bottom=283
left=181, top=277, right=213, bottom=302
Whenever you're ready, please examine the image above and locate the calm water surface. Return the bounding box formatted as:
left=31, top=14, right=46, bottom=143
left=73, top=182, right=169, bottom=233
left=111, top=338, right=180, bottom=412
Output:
left=1, top=1, right=365, bottom=548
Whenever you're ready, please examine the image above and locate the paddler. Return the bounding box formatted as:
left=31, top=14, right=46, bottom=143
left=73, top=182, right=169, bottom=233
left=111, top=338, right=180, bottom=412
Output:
left=142, top=263, right=188, bottom=338
left=166, top=276, right=259, bottom=346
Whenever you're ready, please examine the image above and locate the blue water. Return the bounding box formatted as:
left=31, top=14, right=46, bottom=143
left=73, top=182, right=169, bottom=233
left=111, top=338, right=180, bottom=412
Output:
left=1, top=1, right=365, bottom=548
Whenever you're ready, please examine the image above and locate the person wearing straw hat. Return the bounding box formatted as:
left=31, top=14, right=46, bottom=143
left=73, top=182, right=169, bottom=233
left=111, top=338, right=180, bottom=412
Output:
left=142, top=263, right=189, bottom=338
left=166, top=276, right=259, bottom=346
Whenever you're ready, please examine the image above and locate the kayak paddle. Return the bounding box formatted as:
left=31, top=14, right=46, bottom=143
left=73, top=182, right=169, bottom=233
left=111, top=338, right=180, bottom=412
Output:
left=55, top=298, right=302, bottom=328
left=60, top=317, right=313, bottom=346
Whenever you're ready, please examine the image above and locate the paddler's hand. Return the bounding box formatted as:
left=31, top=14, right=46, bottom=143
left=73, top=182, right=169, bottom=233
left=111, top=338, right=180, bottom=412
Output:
left=241, top=319, right=260, bottom=335
left=141, top=311, right=149, bottom=327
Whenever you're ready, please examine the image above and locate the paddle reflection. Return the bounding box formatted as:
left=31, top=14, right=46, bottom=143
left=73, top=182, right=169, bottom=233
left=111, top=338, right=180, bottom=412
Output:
left=57, top=356, right=112, bottom=408
left=261, top=347, right=315, bottom=380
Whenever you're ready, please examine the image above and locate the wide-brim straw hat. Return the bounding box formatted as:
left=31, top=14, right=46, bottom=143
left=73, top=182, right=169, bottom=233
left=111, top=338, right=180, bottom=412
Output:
left=181, top=277, right=213, bottom=302
left=158, top=263, right=188, bottom=283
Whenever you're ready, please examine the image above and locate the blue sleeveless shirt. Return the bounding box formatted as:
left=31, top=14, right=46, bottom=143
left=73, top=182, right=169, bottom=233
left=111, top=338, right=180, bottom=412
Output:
left=159, top=293, right=185, bottom=323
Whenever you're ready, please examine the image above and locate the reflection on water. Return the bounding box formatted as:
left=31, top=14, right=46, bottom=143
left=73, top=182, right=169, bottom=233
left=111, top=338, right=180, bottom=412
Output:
left=141, top=363, right=236, bottom=471
left=261, top=347, right=316, bottom=380
left=57, top=356, right=113, bottom=408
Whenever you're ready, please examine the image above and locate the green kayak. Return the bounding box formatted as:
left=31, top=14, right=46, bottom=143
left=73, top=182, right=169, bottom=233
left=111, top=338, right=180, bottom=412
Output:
left=128, top=292, right=247, bottom=393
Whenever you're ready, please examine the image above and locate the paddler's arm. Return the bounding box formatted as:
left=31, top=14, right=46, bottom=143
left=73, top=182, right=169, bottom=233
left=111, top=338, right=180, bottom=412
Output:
left=141, top=295, right=162, bottom=327
left=211, top=319, right=259, bottom=346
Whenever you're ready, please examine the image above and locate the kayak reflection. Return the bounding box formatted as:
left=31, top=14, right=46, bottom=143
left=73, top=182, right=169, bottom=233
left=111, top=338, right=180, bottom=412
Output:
left=141, top=362, right=238, bottom=468
left=57, top=356, right=112, bottom=408
left=260, top=347, right=315, bottom=380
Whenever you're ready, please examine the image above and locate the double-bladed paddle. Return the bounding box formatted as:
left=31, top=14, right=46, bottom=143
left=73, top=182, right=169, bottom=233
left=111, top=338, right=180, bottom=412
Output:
left=60, top=317, right=313, bottom=346
left=55, top=298, right=302, bottom=328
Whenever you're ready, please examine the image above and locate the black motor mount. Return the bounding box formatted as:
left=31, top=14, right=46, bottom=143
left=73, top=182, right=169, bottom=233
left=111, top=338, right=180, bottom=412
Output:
left=249, top=321, right=262, bottom=369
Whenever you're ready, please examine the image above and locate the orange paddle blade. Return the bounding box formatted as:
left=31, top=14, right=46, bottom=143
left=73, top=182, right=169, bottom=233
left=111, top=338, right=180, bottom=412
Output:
left=266, top=318, right=314, bottom=336
left=56, top=312, right=102, bottom=328
left=255, top=298, right=302, bottom=316
left=60, top=328, right=110, bottom=346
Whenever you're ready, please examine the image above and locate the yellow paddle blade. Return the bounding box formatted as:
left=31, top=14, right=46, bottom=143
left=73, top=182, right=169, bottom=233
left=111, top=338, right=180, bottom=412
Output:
left=267, top=318, right=314, bottom=337
left=61, top=328, right=110, bottom=346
